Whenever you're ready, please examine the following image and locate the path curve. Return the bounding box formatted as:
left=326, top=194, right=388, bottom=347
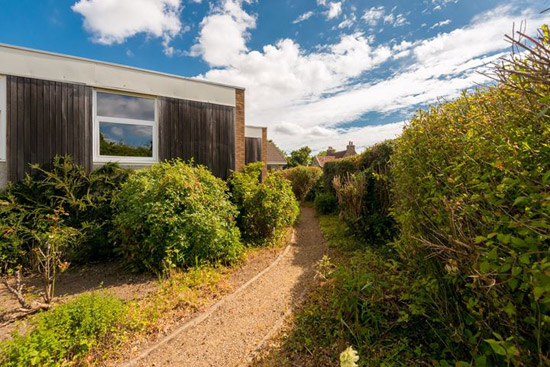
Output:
left=121, top=206, right=326, bottom=367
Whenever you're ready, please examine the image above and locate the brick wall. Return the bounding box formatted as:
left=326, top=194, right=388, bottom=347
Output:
left=235, top=89, right=245, bottom=171
left=262, top=127, right=267, bottom=180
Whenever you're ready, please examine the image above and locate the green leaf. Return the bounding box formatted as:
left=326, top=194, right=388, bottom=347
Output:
left=513, top=196, right=528, bottom=206
left=479, top=262, right=491, bottom=273
left=475, top=236, right=486, bottom=244
left=485, top=339, right=506, bottom=356
left=496, top=233, right=511, bottom=244
left=474, top=355, right=487, bottom=367
left=534, top=287, right=545, bottom=300
left=511, top=237, right=526, bottom=248
left=500, top=263, right=511, bottom=273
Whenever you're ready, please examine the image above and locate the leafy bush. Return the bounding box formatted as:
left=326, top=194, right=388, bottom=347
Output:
left=229, top=162, right=299, bottom=243
left=0, top=292, right=126, bottom=367
left=323, top=156, right=358, bottom=196
left=113, top=160, right=243, bottom=273
left=323, top=141, right=396, bottom=244
left=0, top=157, right=127, bottom=307
left=0, top=156, right=128, bottom=264
left=279, top=166, right=323, bottom=201
left=391, top=26, right=550, bottom=365
left=314, top=192, right=338, bottom=215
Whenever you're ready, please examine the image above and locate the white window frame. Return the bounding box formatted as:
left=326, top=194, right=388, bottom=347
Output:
left=0, top=76, right=6, bottom=162
left=93, top=89, right=158, bottom=164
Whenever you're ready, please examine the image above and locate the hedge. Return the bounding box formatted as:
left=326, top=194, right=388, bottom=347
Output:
left=279, top=166, right=322, bottom=201
left=321, top=141, right=396, bottom=244
left=229, top=162, right=299, bottom=244
left=391, top=28, right=550, bottom=365
left=113, top=160, right=243, bottom=273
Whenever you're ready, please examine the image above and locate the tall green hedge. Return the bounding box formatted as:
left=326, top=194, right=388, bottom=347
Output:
left=391, top=32, right=550, bottom=365
left=279, top=166, right=322, bottom=201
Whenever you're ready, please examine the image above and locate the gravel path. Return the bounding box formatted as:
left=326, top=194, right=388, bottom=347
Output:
left=124, top=206, right=326, bottom=367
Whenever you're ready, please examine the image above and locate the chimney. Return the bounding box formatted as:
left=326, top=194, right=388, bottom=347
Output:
left=346, top=141, right=356, bottom=156
left=327, top=146, right=336, bottom=156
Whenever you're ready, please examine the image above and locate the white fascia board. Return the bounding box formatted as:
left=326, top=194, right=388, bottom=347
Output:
left=0, top=44, right=239, bottom=107
left=245, top=126, right=263, bottom=138
left=0, top=75, right=6, bottom=161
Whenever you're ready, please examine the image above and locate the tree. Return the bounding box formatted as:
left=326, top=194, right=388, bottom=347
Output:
left=287, top=146, right=312, bottom=167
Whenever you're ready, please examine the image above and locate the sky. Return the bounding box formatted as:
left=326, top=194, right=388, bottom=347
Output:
left=0, top=0, right=547, bottom=154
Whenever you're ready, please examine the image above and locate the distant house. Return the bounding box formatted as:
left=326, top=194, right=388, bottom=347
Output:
left=312, top=141, right=357, bottom=168
left=266, top=141, right=286, bottom=170
left=0, top=43, right=268, bottom=188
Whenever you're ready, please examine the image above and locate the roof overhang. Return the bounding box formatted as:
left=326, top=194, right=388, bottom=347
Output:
left=0, top=43, right=241, bottom=107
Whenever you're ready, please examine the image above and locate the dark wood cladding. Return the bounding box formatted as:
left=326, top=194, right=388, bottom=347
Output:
left=158, top=97, right=235, bottom=179
left=7, top=76, right=93, bottom=182
left=245, top=137, right=262, bottom=165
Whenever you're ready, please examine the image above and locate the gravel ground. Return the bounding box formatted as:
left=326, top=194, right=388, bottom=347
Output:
left=125, top=206, right=327, bottom=367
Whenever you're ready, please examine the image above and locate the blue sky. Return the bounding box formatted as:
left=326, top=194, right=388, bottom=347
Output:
left=0, top=0, right=546, bottom=153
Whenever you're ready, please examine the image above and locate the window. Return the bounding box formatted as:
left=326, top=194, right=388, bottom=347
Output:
left=0, top=76, right=6, bottom=162
left=94, top=90, right=157, bottom=163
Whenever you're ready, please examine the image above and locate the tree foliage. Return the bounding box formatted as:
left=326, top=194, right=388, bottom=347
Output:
left=287, top=146, right=312, bottom=167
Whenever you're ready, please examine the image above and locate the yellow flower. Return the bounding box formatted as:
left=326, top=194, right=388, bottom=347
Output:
left=340, top=346, right=359, bottom=367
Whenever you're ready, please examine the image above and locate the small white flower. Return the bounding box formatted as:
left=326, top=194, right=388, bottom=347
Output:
left=340, top=346, right=359, bottom=367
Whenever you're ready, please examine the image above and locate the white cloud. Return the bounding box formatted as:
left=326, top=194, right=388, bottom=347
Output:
left=190, top=0, right=256, bottom=66
left=195, top=4, right=542, bottom=152
left=72, top=0, right=182, bottom=56
left=430, top=19, right=452, bottom=29
left=362, top=6, right=385, bottom=27
left=384, top=13, right=408, bottom=27
left=326, top=2, right=342, bottom=19
left=362, top=6, right=408, bottom=28
left=110, top=126, right=123, bottom=137
left=293, top=11, right=314, bottom=24
left=336, top=13, right=356, bottom=29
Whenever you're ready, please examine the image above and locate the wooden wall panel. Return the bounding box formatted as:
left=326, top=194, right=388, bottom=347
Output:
left=6, top=76, right=93, bottom=182
left=159, top=97, right=236, bottom=180
left=245, top=137, right=262, bottom=166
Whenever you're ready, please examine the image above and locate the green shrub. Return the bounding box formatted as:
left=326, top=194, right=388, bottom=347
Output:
left=0, top=156, right=128, bottom=264
left=279, top=166, right=323, bottom=201
left=314, top=192, right=338, bottom=215
left=229, top=162, right=299, bottom=243
left=0, top=292, right=126, bottom=367
left=322, top=141, right=396, bottom=244
left=391, top=27, right=550, bottom=366
left=113, top=160, right=243, bottom=273
left=323, top=156, right=358, bottom=196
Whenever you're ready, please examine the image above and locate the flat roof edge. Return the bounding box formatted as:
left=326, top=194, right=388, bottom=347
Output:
left=0, top=43, right=246, bottom=91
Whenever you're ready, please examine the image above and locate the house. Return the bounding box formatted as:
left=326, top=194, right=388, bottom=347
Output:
left=0, top=43, right=267, bottom=188
left=244, top=125, right=268, bottom=178
left=312, top=141, right=357, bottom=168
left=266, top=141, right=286, bottom=170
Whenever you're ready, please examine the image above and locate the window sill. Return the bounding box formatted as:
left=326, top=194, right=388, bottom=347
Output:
left=93, top=157, right=157, bottom=165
